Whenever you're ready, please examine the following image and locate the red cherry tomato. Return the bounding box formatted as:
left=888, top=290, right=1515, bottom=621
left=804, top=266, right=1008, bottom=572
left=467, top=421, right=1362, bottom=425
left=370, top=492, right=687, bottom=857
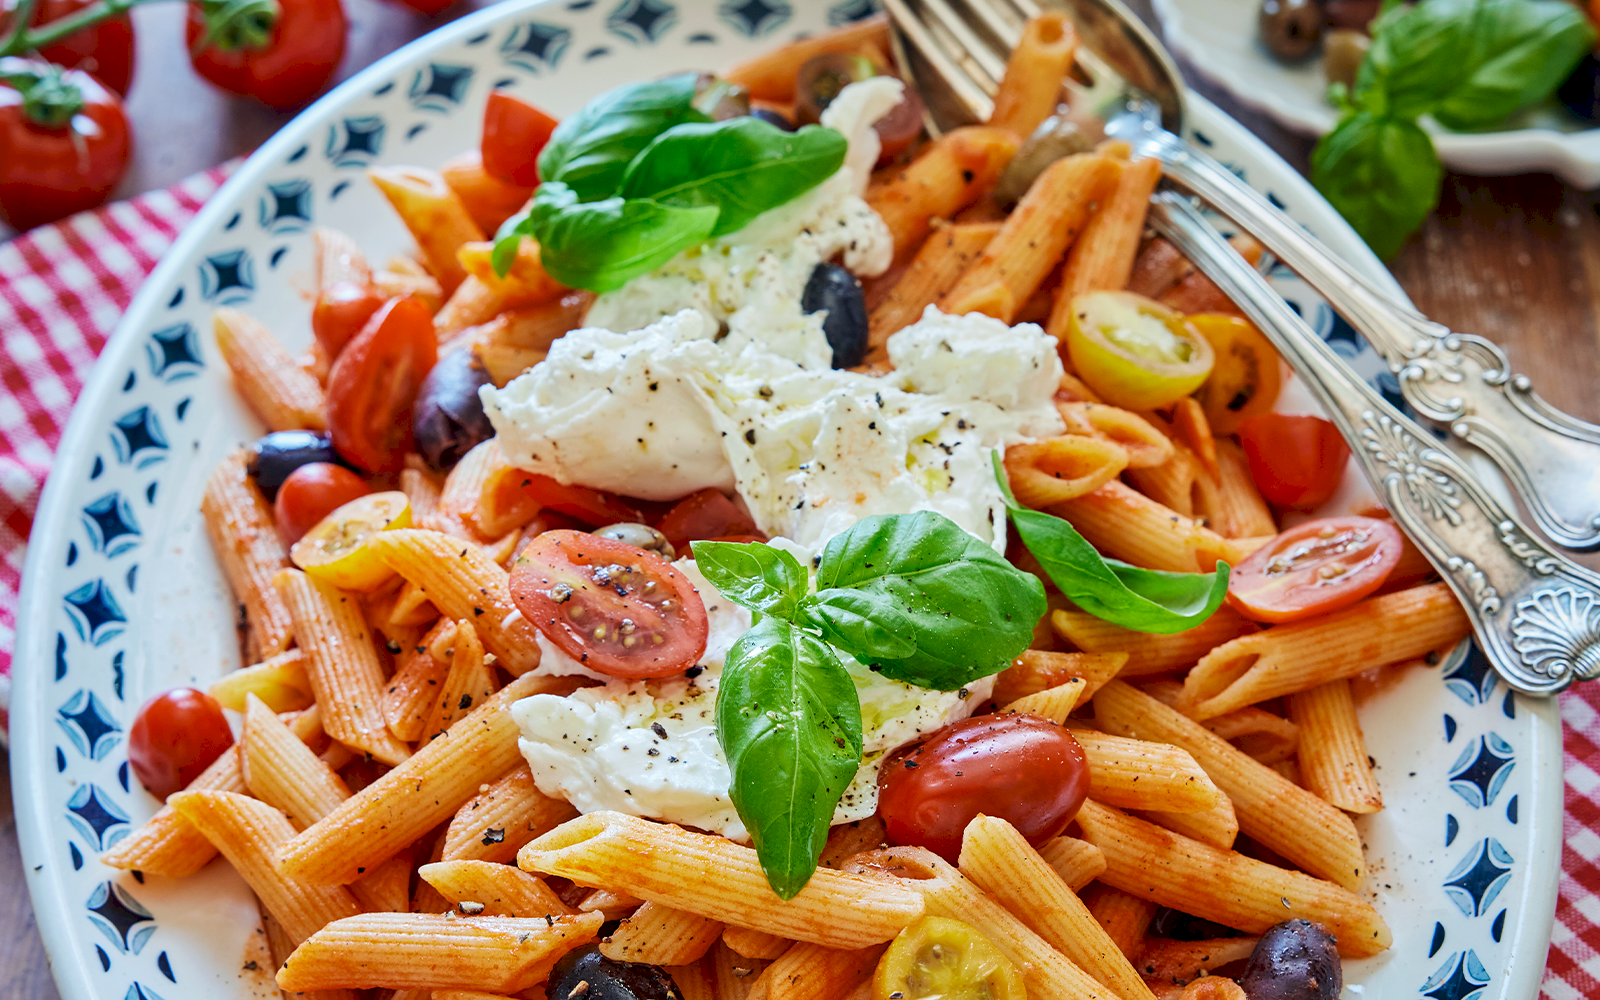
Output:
left=509, top=530, right=709, bottom=679
left=1, top=0, right=136, bottom=95
left=520, top=473, right=646, bottom=527
left=0, top=58, right=129, bottom=231
left=1228, top=515, right=1403, bottom=623
left=481, top=90, right=559, bottom=188
left=872, top=87, right=926, bottom=166
left=273, top=462, right=372, bottom=544
left=312, top=281, right=384, bottom=359
left=185, top=0, right=345, bottom=110
left=383, top=0, right=455, bottom=14
left=878, top=713, right=1089, bottom=864
left=1237, top=413, right=1351, bottom=511
left=326, top=296, right=437, bottom=474
left=127, top=688, right=234, bottom=801
left=657, top=488, right=765, bottom=553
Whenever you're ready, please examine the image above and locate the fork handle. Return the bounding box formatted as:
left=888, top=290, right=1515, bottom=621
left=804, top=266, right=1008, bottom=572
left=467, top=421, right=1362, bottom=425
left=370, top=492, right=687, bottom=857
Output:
left=1149, top=191, right=1600, bottom=697
left=1111, top=113, right=1600, bottom=552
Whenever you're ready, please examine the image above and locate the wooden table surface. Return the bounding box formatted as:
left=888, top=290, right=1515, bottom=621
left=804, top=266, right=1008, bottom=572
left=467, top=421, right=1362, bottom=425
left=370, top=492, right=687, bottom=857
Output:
left=4, top=0, right=1598, bottom=995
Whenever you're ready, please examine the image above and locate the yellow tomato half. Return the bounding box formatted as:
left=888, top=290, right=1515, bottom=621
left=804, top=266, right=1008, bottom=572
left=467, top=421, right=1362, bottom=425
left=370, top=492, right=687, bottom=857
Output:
left=1188, top=313, right=1282, bottom=435
left=1064, top=291, right=1215, bottom=410
left=874, top=916, right=1025, bottom=1000
left=289, top=491, right=412, bottom=592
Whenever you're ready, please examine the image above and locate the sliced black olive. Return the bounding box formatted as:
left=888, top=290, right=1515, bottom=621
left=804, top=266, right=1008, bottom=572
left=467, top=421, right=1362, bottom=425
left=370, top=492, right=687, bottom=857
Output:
left=247, top=431, right=347, bottom=500
left=413, top=348, right=496, bottom=473
left=794, top=52, right=878, bottom=125
left=993, top=115, right=1094, bottom=207
left=693, top=73, right=752, bottom=121
left=750, top=107, right=795, bottom=131
left=1149, top=907, right=1246, bottom=941
left=1259, top=0, right=1323, bottom=62
left=1561, top=53, right=1600, bottom=123
left=1322, top=29, right=1370, bottom=91
left=547, top=944, right=684, bottom=1000
left=1238, top=919, right=1342, bottom=1000
left=595, top=522, right=676, bottom=560
left=802, top=262, right=869, bottom=369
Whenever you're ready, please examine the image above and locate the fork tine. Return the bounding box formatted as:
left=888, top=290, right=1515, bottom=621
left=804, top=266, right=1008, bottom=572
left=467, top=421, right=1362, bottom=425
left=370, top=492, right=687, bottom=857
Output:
left=917, top=0, right=1011, bottom=88
left=956, top=0, right=1026, bottom=51
left=883, top=0, right=996, bottom=124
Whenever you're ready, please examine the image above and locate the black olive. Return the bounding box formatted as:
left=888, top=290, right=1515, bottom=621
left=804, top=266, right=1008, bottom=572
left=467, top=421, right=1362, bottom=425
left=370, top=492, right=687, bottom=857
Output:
left=547, top=944, right=683, bottom=1000
left=993, top=115, right=1094, bottom=207
left=801, top=262, right=869, bottom=369
left=247, top=431, right=348, bottom=500
left=595, top=522, right=675, bottom=560
left=1561, top=54, right=1600, bottom=123
left=1259, top=0, right=1323, bottom=62
left=413, top=348, right=496, bottom=473
left=750, top=107, right=795, bottom=131
left=1238, top=919, right=1342, bottom=1000
left=794, top=52, right=878, bottom=125
left=1149, top=907, right=1247, bottom=941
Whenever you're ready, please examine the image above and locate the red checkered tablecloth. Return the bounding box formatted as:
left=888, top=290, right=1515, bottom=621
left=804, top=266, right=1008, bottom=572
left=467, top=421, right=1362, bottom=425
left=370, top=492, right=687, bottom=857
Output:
left=0, top=164, right=1595, bottom=997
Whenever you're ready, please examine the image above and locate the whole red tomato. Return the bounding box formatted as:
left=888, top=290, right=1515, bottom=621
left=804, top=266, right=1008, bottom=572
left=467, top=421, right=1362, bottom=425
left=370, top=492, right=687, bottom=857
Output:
left=0, top=58, right=130, bottom=231
left=0, top=0, right=136, bottom=95
left=128, top=688, right=234, bottom=801
left=185, top=0, right=346, bottom=110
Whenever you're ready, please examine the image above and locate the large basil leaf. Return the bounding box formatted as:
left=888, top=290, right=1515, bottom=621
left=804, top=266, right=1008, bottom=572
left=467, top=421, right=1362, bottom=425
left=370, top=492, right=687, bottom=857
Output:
left=813, top=511, right=1045, bottom=690
left=1430, top=0, right=1594, bottom=129
left=527, top=182, right=719, bottom=292
left=993, top=453, right=1229, bottom=633
left=1354, top=0, right=1478, bottom=119
left=619, top=118, right=848, bottom=237
left=537, top=73, right=711, bottom=201
left=715, top=616, right=863, bottom=900
left=800, top=588, right=917, bottom=660
left=1311, top=112, right=1441, bottom=261
left=691, top=540, right=808, bottom=620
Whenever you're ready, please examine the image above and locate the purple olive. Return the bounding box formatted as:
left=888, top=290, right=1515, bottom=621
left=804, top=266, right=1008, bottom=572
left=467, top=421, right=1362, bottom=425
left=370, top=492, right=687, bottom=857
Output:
left=247, top=431, right=349, bottom=500
left=1238, top=919, right=1342, bottom=1000
left=413, top=348, right=495, bottom=472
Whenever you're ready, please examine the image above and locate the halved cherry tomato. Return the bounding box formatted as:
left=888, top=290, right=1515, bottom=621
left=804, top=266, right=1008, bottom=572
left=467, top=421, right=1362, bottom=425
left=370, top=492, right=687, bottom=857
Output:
left=657, top=488, right=765, bottom=553
left=520, top=473, right=646, bottom=527
left=875, top=917, right=1025, bottom=1000
left=481, top=90, right=559, bottom=188
left=1064, top=291, right=1215, bottom=410
left=128, top=688, right=234, bottom=801
left=185, top=0, right=345, bottom=110
left=878, top=713, right=1089, bottom=864
left=290, top=491, right=411, bottom=591
left=0, top=58, right=129, bottom=231
left=312, top=280, right=384, bottom=359
left=326, top=296, right=437, bottom=474
left=509, top=530, right=709, bottom=679
left=1238, top=413, right=1350, bottom=511
left=1, top=0, right=136, bottom=95
left=1189, top=313, right=1282, bottom=435
left=274, top=462, right=371, bottom=544
left=1228, top=515, right=1403, bottom=623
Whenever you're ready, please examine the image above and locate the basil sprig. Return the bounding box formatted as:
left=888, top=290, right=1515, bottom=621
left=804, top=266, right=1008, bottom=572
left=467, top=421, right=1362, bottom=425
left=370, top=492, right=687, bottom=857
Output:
left=694, top=512, right=1045, bottom=899
left=992, top=453, right=1229, bottom=633
left=1313, top=0, right=1593, bottom=259
left=494, top=74, right=847, bottom=292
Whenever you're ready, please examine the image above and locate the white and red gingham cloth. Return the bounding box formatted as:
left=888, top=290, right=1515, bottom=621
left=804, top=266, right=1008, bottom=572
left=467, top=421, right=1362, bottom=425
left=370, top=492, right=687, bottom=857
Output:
left=1, top=164, right=1599, bottom=996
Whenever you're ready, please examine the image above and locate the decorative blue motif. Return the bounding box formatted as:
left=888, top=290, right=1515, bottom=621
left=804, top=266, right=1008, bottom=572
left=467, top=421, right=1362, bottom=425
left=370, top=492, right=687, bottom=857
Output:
left=608, top=0, right=677, bottom=44
left=110, top=406, right=168, bottom=468
left=257, top=179, right=313, bottom=235
left=81, top=493, right=140, bottom=558
left=501, top=21, right=571, bottom=72
left=1447, top=733, right=1515, bottom=808
left=1444, top=639, right=1499, bottom=706
left=197, top=250, right=255, bottom=305
left=56, top=690, right=122, bottom=759
left=125, top=985, right=167, bottom=1000
left=325, top=116, right=385, bottom=167
left=410, top=63, right=475, bottom=112
left=718, top=0, right=789, bottom=36
left=86, top=881, right=156, bottom=955
left=828, top=0, right=877, bottom=24
left=144, top=324, right=203, bottom=383
left=1422, top=950, right=1491, bottom=1000
left=66, top=784, right=131, bottom=851
left=1443, top=838, right=1514, bottom=917
left=63, top=582, right=127, bottom=647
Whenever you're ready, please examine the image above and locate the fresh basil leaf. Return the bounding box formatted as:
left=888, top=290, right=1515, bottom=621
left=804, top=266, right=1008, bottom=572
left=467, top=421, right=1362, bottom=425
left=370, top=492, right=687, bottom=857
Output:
left=1430, top=0, right=1594, bottom=129
left=800, top=588, right=918, bottom=660
left=1354, top=0, right=1478, bottom=118
left=527, top=182, right=719, bottom=292
left=619, top=118, right=848, bottom=237
left=537, top=73, right=712, bottom=201
left=1311, top=112, right=1441, bottom=261
left=813, top=511, right=1044, bottom=691
left=715, top=616, right=863, bottom=900
left=992, top=452, right=1229, bottom=633
left=692, top=540, right=809, bottom=621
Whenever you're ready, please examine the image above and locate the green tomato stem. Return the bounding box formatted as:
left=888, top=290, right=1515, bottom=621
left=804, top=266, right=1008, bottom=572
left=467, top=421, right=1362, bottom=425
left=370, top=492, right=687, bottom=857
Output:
left=192, top=0, right=281, bottom=55
left=0, top=0, right=43, bottom=54
left=2, top=64, right=84, bottom=126
left=0, top=0, right=145, bottom=57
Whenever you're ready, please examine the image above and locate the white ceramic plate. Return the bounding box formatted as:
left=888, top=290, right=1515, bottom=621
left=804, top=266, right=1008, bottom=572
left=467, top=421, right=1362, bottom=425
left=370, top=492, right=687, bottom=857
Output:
left=1153, top=0, right=1600, bottom=187
left=11, top=1, right=1562, bottom=998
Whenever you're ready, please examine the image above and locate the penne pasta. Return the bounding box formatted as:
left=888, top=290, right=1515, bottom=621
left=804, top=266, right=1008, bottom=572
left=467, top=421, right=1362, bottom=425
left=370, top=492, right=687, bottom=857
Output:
left=314, top=226, right=373, bottom=292
left=711, top=938, right=775, bottom=1000
left=743, top=941, right=883, bottom=1000
left=351, top=855, right=414, bottom=914
left=723, top=13, right=889, bottom=100
left=241, top=694, right=352, bottom=830
left=1124, top=442, right=1205, bottom=518
left=1075, top=730, right=1225, bottom=814
left=382, top=619, right=455, bottom=743
left=601, top=901, right=726, bottom=966
left=434, top=275, right=507, bottom=338
left=1050, top=157, right=1163, bottom=325
left=1201, top=440, right=1277, bottom=539
left=581, top=887, right=647, bottom=920
left=1081, top=884, right=1159, bottom=962
left=1001, top=678, right=1086, bottom=723
left=1289, top=679, right=1383, bottom=814
left=201, top=449, right=295, bottom=662
left=988, top=13, right=1077, bottom=137
left=1056, top=402, right=1174, bottom=470
left=1038, top=836, right=1107, bottom=891
left=100, top=745, right=245, bottom=877
left=374, top=267, right=445, bottom=314
left=671, top=956, right=720, bottom=1000
left=1135, top=797, right=1240, bottom=851
left=440, top=150, right=534, bottom=235
left=819, top=816, right=888, bottom=870
left=210, top=648, right=312, bottom=713
left=419, top=620, right=497, bottom=741
left=1051, top=606, right=1256, bottom=678
left=418, top=859, right=572, bottom=917
left=400, top=464, right=444, bottom=521
left=1169, top=398, right=1219, bottom=484
left=867, top=127, right=1021, bottom=260
left=1178, top=977, right=1248, bottom=1000
left=1138, top=938, right=1258, bottom=993
left=722, top=925, right=794, bottom=961
left=993, top=649, right=1129, bottom=704
left=457, top=239, right=567, bottom=309
left=1004, top=436, right=1130, bottom=508
left=1049, top=481, right=1242, bottom=574
left=443, top=764, right=580, bottom=865
left=368, top=165, right=485, bottom=295
left=213, top=308, right=328, bottom=432
left=866, top=221, right=1001, bottom=356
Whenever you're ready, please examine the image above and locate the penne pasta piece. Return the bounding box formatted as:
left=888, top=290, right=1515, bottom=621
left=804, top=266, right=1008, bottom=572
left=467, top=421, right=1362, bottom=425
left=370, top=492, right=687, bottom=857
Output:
left=1048, top=481, right=1242, bottom=574
left=443, top=764, right=579, bottom=865
left=722, top=13, right=888, bottom=100
left=383, top=619, right=455, bottom=743
left=100, top=744, right=245, bottom=876
left=1290, top=679, right=1383, bottom=814
left=1056, top=402, right=1173, bottom=470
left=1075, top=800, right=1389, bottom=957
left=601, top=901, right=726, bottom=966
left=819, top=816, right=888, bottom=870
left=369, top=166, right=485, bottom=295
left=210, top=648, right=312, bottom=713
left=743, top=941, right=884, bottom=1000
left=263, top=908, right=365, bottom=1000
left=959, top=816, right=1154, bottom=1000
left=993, top=649, right=1128, bottom=704
left=401, top=465, right=444, bottom=522
left=722, top=925, right=794, bottom=961
left=1001, top=679, right=1086, bottom=723
left=241, top=694, right=352, bottom=830
left=351, top=855, right=413, bottom=914
left=1135, top=797, right=1239, bottom=851
left=1038, top=836, right=1107, bottom=891
left=374, top=267, right=445, bottom=314
left=1124, top=442, right=1205, bottom=518
left=670, top=955, right=719, bottom=1000
left=1178, top=977, right=1248, bottom=1000
left=433, top=992, right=520, bottom=1000
left=842, top=846, right=1113, bottom=1000
left=418, top=859, right=572, bottom=917
left=1051, top=606, right=1257, bottom=678
left=1057, top=371, right=1104, bottom=403
left=1180, top=583, right=1471, bottom=719
left=457, top=240, right=567, bottom=309
left=867, top=127, right=1021, bottom=260
left=581, top=887, right=647, bottom=920
left=314, top=226, right=372, bottom=291
left=1094, top=681, right=1363, bottom=890
left=441, top=150, right=534, bottom=235
left=367, top=528, right=543, bottom=675
left=866, top=221, right=1001, bottom=357
left=1081, top=884, right=1158, bottom=961
left=1075, top=730, right=1224, bottom=813
left=1126, top=237, right=1190, bottom=300
left=278, top=672, right=582, bottom=884
left=519, top=812, right=924, bottom=949
left=1169, top=398, right=1219, bottom=483
left=169, top=790, right=361, bottom=947
left=1201, top=440, right=1277, bottom=539
left=419, top=620, right=497, bottom=741
left=1050, top=157, right=1163, bottom=325
left=202, top=449, right=295, bottom=661
left=1137, top=939, right=1258, bottom=993
left=276, top=912, right=603, bottom=993
left=1004, top=436, right=1130, bottom=508
left=435, top=275, right=510, bottom=340
left=213, top=308, right=328, bottom=432
left=1133, top=681, right=1302, bottom=765
left=942, top=154, right=1119, bottom=323
left=712, top=939, right=776, bottom=1000
left=275, top=569, right=412, bottom=766
left=988, top=13, right=1077, bottom=137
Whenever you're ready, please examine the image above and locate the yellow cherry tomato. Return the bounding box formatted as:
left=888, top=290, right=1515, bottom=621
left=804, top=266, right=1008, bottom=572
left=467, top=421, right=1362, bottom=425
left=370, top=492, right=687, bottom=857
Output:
left=873, top=916, right=1025, bottom=1000
left=289, top=491, right=411, bottom=592
left=1188, top=313, right=1283, bottom=435
left=1063, top=290, right=1215, bottom=410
